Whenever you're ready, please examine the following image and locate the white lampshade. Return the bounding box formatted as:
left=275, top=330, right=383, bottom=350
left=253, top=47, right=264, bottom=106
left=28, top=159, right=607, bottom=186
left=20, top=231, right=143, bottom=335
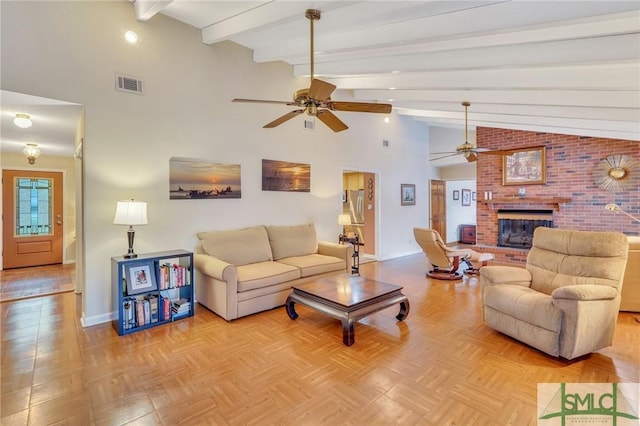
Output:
left=338, top=214, right=352, bottom=226
left=113, top=200, right=148, bottom=225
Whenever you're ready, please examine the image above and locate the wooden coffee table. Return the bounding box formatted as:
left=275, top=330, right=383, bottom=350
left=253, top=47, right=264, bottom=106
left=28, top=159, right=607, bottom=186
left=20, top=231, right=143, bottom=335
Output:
left=285, top=275, right=410, bottom=346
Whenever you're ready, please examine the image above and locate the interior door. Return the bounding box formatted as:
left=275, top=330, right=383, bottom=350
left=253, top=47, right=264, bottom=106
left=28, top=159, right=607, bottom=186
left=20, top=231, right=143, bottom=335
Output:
left=2, top=170, right=63, bottom=269
left=430, top=179, right=446, bottom=240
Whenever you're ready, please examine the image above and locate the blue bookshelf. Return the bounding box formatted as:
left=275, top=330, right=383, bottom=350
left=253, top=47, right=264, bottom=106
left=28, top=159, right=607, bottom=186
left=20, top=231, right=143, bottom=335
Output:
left=111, top=249, right=194, bottom=336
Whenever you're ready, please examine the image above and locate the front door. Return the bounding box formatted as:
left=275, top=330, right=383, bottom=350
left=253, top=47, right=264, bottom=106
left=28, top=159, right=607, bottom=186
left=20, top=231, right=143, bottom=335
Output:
left=2, top=170, right=64, bottom=269
left=430, top=179, right=446, bottom=240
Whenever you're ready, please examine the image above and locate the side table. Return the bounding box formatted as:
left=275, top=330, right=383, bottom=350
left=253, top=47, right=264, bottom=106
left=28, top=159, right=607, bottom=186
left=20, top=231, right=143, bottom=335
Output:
left=339, top=234, right=364, bottom=275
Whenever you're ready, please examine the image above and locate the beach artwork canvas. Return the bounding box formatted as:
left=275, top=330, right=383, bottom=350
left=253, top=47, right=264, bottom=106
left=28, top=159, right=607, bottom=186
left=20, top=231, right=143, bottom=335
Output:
left=262, top=159, right=310, bottom=192
left=169, top=157, right=241, bottom=200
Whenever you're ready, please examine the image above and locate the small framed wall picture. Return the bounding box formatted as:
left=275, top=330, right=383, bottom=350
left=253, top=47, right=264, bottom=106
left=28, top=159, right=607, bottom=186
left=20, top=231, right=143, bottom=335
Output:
left=472, top=191, right=476, bottom=201
left=453, top=190, right=460, bottom=200
left=461, top=188, right=472, bottom=206
left=125, top=261, right=157, bottom=295
left=401, top=183, right=416, bottom=206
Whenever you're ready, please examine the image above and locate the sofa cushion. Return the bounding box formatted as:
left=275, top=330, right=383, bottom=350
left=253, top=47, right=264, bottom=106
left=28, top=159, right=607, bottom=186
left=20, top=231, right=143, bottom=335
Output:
left=266, top=224, right=318, bottom=260
left=277, top=254, right=344, bottom=278
left=484, top=284, right=562, bottom=332
left=236, top=261, right=300, bottom=292
left=198, top=226, right=273, bottom=266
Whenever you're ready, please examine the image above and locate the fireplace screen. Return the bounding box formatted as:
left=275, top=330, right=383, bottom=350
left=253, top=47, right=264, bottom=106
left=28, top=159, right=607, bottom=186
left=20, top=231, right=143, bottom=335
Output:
left=498, top=210, right=553, bottom=249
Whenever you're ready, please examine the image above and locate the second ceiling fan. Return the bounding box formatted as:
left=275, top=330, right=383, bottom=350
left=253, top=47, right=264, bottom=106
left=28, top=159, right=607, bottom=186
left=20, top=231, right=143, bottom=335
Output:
left=430, top=102, right=517, bottom=162
left=232, top=9, right=392, bottom=132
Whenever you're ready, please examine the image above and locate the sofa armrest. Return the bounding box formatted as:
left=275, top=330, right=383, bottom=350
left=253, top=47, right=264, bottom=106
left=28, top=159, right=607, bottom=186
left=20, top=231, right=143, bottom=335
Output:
left=194, top=253, right=237, bottom=283
left=318, top=241, right=354, bottom=272
left=480, top=266, right=532, bottom=287
left=318, top=241, right=352, bottom=259
left=552, top=285, right=619, bottom=301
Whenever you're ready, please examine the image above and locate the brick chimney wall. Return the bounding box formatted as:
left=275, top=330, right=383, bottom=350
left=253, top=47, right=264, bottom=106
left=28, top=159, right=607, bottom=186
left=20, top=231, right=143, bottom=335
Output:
left=475, top=127, right=639, bottom=265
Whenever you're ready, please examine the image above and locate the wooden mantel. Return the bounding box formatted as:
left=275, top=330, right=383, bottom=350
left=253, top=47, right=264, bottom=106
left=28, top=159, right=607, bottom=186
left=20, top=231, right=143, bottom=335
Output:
left=479, top=197, right=572, bottom=210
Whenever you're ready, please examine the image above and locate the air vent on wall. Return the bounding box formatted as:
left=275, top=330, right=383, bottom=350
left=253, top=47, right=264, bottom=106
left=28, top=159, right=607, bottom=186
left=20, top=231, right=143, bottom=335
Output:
left=115, top=73, right=144, bottom=94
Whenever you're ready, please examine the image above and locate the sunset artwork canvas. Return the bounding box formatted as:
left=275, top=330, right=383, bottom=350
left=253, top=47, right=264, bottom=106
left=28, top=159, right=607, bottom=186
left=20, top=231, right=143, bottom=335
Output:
left=169, top=157, right=241, bottom=199
left=262, top=159, right=310, bottom=192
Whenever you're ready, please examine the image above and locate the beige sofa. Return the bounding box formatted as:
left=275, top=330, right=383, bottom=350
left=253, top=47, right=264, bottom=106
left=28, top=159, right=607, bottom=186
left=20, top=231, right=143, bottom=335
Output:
left=481, top=227, right=628, bottom=360
left=194, top=223, right=353, bottom=321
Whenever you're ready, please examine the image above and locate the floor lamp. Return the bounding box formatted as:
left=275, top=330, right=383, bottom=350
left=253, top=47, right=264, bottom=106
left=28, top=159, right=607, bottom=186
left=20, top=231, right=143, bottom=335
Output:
left=604, top=204, right=640, bottom=323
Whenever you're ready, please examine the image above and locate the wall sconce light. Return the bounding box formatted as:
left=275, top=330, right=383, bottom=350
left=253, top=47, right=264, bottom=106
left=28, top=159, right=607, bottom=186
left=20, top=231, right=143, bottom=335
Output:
left=604, top=204, right=640, bottom=223
left=14, top=113, right=32, bottom=128
left=113, top=199, right=148, bottom=258
left=23, top=143, right=41, bottom=164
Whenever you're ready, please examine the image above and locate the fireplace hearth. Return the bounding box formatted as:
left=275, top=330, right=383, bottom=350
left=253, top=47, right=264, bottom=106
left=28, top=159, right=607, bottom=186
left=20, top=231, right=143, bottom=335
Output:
left=498, top=210, right=553, bottom=249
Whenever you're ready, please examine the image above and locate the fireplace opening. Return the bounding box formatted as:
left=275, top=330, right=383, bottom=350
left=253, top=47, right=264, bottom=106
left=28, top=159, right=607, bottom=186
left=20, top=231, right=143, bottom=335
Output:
left=498, top=209, right=553, bottom=249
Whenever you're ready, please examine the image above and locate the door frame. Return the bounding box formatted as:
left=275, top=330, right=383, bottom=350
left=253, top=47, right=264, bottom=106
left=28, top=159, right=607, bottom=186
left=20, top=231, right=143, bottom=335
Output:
left=2, top=166, right=70, bottom=267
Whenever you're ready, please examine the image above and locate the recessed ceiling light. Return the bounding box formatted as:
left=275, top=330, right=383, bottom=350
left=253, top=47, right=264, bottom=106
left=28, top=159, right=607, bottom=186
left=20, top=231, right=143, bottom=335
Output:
left=391, top=70, right=401, bottom=74
left=124, top=30, right=138, bottom=44
left=14, top=114, right=32, bottom=128
left=384, top=117, right=390, bottom=124
left=389, top=87, right=396, bottom=90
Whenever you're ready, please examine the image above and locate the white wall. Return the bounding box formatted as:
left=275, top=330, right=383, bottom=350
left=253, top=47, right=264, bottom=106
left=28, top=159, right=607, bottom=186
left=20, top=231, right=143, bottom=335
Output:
left=445, top=180, right=476, bottom=243
left=1, top=152, right=77, bottom=263
left=1, top=1, right=431, bottom=325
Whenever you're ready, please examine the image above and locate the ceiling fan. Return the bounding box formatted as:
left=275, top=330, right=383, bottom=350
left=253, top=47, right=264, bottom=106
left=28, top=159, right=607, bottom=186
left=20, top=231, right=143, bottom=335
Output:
left=430, top=102, right=516, bottom=162
left=232, top=9, right=392, bottom=132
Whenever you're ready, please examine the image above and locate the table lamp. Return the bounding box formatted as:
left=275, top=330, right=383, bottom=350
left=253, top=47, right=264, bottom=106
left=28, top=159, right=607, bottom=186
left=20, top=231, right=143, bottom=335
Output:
left=338, top=214, right=351, bottom=236
left=113, top=199, right=148, bottom=258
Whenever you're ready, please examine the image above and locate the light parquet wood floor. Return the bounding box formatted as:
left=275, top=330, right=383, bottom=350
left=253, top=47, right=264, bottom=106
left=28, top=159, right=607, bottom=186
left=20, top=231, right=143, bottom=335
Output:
left=1, top=254, right=638, bottom=425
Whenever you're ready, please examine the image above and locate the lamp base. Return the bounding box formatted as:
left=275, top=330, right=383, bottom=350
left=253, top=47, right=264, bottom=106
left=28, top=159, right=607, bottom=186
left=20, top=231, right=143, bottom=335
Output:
left=124, top=227, right=138, bottom=259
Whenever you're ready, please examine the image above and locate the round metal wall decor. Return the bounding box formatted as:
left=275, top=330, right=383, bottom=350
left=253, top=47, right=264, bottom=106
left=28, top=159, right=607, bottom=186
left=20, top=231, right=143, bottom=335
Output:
left=593, top=154, right=638, bottom=192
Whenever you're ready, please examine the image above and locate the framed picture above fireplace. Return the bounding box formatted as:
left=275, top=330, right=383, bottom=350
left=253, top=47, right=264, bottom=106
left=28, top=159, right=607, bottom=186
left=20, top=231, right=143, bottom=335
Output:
left=502, top=146, right=546, bottom=186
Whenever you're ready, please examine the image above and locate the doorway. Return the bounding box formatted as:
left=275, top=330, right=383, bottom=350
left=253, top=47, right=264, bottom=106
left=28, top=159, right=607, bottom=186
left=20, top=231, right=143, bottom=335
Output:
left=430, top=179, right=446, bottom=240
left=1, top=90, right=84, bottom=302
left=2, top=170, right=64, bottom=269
left=342, top=170, right=376, bottom=256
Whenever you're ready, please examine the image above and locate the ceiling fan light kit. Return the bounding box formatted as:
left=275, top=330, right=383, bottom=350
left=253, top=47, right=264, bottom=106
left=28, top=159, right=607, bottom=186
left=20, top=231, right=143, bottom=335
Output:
left=232, top=9, right=392, bottom=132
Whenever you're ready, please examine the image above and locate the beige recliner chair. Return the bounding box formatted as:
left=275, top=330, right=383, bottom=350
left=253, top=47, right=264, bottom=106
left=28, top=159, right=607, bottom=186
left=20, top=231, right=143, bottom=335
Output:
left=481, top=227, right=629, bottom=360
left=413, top=228, right=494, bottom=280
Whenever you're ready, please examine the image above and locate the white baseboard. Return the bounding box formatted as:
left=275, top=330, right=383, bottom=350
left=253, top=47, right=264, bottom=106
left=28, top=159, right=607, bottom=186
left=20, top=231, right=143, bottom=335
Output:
left=81, top=311, right=116, bottom=328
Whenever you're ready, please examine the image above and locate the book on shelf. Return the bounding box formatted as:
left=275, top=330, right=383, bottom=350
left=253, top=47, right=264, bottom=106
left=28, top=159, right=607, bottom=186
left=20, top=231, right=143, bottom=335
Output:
left=158, top=260, right=189, bottom=290
left=171, top=298, right=191, bottom=317
left=123, top=297, right=136, bottom=330
left=146, top=295, right=159, bottom=323
left=136, top=299, right=145, bottom=327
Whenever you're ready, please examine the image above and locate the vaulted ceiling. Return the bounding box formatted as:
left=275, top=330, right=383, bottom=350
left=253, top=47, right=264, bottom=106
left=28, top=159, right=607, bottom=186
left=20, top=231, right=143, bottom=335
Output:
left=135, top=0, right=640, bottom=142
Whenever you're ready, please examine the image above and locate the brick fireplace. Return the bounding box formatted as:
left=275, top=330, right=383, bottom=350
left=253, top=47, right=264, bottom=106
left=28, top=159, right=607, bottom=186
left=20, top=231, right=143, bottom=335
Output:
left=474, top=127, right=639, bottom=265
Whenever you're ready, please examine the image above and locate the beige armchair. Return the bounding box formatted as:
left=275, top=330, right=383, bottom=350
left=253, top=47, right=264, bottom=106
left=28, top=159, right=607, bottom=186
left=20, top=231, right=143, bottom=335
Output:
left=413, top=228, right=494, bottom=280
left=481, top=227, right=629, bottom=360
